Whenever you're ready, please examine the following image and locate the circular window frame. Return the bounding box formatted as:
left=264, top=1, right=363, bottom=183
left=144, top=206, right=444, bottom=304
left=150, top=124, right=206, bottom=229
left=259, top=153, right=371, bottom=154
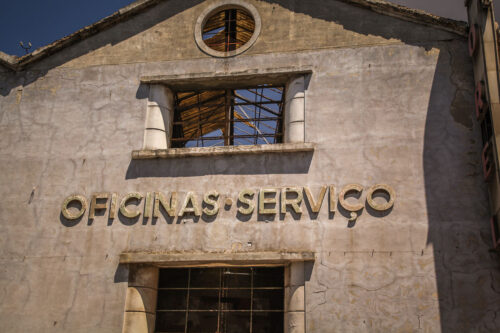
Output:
left=194, top=0, right=261, bottom=58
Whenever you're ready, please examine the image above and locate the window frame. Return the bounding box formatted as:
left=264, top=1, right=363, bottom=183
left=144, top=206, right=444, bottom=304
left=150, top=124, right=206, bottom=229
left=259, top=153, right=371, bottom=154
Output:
left=134, top=70, right=312, bottom=159
left=120, top=252, right=313, bottom=333
left=194, top=0, right=262, bottom=58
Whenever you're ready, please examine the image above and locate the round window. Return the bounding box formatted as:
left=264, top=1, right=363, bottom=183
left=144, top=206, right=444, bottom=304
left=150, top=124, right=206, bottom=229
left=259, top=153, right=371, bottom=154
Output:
left=194, top=1, right=261, bottom=57
left=203, top=8, right=255, bottom=52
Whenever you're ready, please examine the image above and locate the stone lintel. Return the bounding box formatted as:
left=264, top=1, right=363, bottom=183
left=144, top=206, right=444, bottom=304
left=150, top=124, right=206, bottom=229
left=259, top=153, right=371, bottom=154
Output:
left=139, top=68, right=313, bottom=91
left=131, top=142, right=315, bottom=159
left=120, top=251, right=315, bottom=265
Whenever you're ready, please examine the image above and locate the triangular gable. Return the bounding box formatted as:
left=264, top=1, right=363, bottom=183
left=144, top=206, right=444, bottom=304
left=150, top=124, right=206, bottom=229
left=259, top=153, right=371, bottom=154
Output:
left=0, top=0, right=467, bottom=71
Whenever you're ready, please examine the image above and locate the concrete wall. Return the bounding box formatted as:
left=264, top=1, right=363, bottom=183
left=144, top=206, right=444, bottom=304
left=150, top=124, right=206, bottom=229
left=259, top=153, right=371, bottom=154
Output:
left=0, top=0, right=499, bottom=332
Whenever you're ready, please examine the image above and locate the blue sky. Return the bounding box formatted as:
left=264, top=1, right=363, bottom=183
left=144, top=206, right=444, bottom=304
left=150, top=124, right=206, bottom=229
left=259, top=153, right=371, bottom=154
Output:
left=0, top=0, right=134, bottom=56
left=0, top=0, right=478, bottom=57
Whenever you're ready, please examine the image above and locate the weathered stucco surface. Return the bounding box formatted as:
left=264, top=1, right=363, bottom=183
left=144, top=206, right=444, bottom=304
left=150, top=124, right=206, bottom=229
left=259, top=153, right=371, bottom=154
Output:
left=0, top=0, right=499, bottom=332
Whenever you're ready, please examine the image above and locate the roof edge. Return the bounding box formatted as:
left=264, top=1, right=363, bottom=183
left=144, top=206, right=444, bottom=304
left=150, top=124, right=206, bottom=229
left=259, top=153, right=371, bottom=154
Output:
left=2, top=0, right=162, bottom=71
left=0, top=51, right=18, bottom=70
left=0, top=0, right=468, bottom=72
left=338, top=0, right=467, bottom=37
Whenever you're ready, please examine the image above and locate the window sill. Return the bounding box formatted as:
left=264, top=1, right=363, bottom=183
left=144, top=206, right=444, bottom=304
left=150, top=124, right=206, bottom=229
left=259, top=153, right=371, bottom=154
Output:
left=131, top=143, right=315, bottom=160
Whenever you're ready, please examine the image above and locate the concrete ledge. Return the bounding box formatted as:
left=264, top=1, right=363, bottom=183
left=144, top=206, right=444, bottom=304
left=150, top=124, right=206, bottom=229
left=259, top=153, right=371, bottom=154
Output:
left=120, top=251, right=315, bottom=266
left=131, top=142, right=315, bottom=159
left=140, top=68, right=313, bottom=91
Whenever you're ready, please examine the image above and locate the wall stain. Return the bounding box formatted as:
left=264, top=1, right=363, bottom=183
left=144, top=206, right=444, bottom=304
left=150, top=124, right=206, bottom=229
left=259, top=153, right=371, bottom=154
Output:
left=15, top=88, right=22, bottom=104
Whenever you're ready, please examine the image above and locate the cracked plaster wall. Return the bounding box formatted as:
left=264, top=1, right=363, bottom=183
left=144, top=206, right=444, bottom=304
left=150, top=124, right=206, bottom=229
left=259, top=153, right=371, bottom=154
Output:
left=0, top=0, right=499, bottom=332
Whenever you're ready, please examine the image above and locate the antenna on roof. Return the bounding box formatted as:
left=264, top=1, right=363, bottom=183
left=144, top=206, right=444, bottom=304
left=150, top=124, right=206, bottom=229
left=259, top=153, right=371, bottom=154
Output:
left=19, top=41, right=32, bottom=54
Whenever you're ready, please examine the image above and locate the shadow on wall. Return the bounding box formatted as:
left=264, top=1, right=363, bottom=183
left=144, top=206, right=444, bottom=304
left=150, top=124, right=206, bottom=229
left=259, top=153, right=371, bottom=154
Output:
left=263, top=0, right=499, bottom=332
left=125, top=151, right=313, bottom=178
left=422, top=43, right=500, bottom=331
left=0, top=0, right=205, bottom=96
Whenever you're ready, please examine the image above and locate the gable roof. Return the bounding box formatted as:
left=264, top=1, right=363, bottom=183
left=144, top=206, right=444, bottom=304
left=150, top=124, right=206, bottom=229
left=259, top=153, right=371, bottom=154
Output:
left=0, top=0, right=467, bottom=72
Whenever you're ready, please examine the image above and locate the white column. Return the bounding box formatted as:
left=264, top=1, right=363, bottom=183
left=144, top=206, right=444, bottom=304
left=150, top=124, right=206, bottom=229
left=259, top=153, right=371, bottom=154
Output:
left=122, top=265, right=158, bottom=333
left=143, top=85, right=174, bottom=150
left=284, top=76, right=305, bottom=143
left=285, top=262, right=306, bottom=333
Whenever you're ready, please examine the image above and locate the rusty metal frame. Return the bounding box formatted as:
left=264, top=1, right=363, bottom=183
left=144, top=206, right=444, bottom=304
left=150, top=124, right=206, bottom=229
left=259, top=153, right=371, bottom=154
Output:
left=202, top=7, right=256, bottom=53
left=172, top=85, right=285, bottom=148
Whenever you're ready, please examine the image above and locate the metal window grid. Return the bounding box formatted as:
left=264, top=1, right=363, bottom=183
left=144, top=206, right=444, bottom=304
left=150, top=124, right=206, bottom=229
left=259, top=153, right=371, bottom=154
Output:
left=155, top=267, right=284, bottom=333
left=172, top=86, right=285, bottom=148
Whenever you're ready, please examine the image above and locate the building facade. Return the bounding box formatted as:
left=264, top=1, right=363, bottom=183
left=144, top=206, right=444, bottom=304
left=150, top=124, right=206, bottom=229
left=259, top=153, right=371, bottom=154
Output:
left=1, top=0, right=500, bottom=332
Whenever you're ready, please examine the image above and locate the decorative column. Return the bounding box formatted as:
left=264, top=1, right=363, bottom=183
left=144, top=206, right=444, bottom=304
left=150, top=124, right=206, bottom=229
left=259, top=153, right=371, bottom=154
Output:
left=143, top=85, right=174, bottom=150
left=284, top=76, right=305, bottom=143
left=285, top=262, right=305, bottom=333
left=122, top=265, right=159, bottom=333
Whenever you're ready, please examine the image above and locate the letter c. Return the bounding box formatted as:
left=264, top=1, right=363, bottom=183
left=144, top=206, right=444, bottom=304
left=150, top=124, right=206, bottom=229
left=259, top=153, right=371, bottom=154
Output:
left=120, top=192, right=143, bottom=218
left=339, top=184, right=364, bottom=221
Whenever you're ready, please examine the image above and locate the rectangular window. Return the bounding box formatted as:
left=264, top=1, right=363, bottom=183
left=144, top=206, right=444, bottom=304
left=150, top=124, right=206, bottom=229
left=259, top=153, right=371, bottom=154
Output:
left=155, top=266, right=284, bottom=333
left=171, top=85, right=284, bottom=148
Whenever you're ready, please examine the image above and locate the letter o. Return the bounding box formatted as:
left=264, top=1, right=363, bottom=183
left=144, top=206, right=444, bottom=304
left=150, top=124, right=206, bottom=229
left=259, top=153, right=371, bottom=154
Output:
left=61, top=195, right=88, bottom=220
left=366, top=184, right=395, bottom=211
